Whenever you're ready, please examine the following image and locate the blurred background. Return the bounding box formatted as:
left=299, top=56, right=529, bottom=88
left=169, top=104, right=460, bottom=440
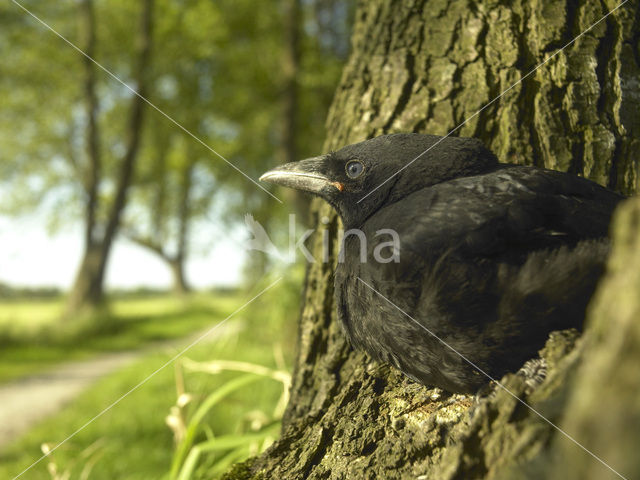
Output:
left=0, top=0, right=353, bottom=478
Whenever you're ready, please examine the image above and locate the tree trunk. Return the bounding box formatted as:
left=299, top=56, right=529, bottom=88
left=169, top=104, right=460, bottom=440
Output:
left=64, top=0, right=154, bottom=317
left=169, top=257, right=190, bottom=296
left=120, top=233, right=192, bottom=297
left=64, top=0, right=105, bottom=316
left=65, top=243, right=106, bottom=314
left=80, top=0, right=101, bottom=249
left=225, top=1, right=640, bottom=478
left=122, top=152, right=194, bottom=296
left=174, top=157, right=194, bottom=296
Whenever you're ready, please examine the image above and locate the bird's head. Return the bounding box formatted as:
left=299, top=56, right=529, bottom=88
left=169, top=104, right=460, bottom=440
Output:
left=260, top=133, right=499, bottom=228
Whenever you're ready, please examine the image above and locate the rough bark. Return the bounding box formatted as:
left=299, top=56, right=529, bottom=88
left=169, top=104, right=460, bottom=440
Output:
left=226, top=0, right=639, bottom=479
left=552, top=197, right=640, bottom=480
left=65, top=0, right=154, bottom=316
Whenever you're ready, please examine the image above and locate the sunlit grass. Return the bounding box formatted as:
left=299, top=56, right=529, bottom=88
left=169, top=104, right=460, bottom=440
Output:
left=0, top=298, right=62, bottom=335
left=0, top=267, right=303, bottom=479
left=109, top=293, right=240, bottom=319
left=0, top=291, right=244, bottom=384
left=168, top=357, right=290, bottom=479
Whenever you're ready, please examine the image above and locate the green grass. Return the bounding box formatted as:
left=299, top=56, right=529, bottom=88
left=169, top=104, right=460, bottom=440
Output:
left=0, top=269, right=302, bottom=479
left=0, top=293, right=243, bottom=384
left=0, top=298, right=63, bottom=335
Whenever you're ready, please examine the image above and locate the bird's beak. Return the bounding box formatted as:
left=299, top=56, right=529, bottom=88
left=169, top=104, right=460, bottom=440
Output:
left=260, top=156, right=342, bottom=193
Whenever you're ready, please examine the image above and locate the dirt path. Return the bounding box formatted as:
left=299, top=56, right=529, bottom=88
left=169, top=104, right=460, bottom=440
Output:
left=0, top=351, right=140, bottom=449
left=0, top=325, right=234, bottom=449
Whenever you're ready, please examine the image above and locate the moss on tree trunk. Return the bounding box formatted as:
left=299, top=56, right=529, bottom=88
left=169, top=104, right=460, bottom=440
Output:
left=225, top=0, right=640, bottom=478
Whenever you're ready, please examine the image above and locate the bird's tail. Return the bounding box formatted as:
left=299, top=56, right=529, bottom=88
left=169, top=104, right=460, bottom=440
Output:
left=499, top=239, right=610, bottom=335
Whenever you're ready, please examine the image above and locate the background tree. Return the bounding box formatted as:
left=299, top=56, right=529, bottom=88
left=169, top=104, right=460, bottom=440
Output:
left=122, top=0, right=351, bottom=292
left=228, top=1, right=640, bottom=478
left=0, top=0, right=155, bottom=316
left=65, top=0, right=154, bottom=315
left=122, top=123, right=201, bottom=295
left=0, top=0, right=350, bottom=311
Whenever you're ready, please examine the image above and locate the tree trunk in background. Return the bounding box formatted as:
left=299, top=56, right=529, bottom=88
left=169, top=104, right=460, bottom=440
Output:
left=65, top=0, right=154, bottom=317
left=64, top=0, right=104, bottom=314
left=278, top=0, right=312, bottom=218
left=121, top=233, right=192, bottom=296
left=122, top=139, right=193, bottom=296
left=225, top=1, right=640, bottom=479
left=123, top=152, right=194, bottom=296
left=80, top=0, right=101, bottom=251
left=172, top=157, right=194, bottom=296
left=168, top=258, right=189, bottom=296
left=280, top=0, right=300, bottom=168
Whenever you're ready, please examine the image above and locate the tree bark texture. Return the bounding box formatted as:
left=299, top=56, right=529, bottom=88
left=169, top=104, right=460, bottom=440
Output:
left=225, top=0, right=639, bottom=479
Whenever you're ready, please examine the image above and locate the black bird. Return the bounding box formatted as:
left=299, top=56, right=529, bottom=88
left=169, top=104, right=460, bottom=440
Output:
left=260, top=133, right=623, bottom=393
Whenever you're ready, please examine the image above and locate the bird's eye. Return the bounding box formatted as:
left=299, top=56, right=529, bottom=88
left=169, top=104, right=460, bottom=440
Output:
left=345, top=160, right=364, bottom=179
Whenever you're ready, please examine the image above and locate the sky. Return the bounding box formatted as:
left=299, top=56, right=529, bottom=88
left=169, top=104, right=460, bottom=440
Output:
left=0, top=215, right=246, bottom=290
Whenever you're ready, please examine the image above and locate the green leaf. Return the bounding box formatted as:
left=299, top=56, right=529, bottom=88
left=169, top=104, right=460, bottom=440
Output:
left=176, top=422, right=280, bottom=480
left=170, top=374, right=262, bottom=479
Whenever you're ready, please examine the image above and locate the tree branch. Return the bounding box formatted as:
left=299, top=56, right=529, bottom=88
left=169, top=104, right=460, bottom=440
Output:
left=122, top=227, right=169, bottom=260
left=100, top=0, right=154, bottom=262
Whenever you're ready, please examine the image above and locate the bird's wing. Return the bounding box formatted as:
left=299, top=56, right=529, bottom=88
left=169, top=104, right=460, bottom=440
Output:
left=337, top=166, right=622, bottom=391
left=367, top=165, right=623, bottom=263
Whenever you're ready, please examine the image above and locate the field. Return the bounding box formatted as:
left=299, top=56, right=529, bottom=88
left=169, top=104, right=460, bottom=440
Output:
left=0, top=292, right=243, bottom=383
left=0, top=271, right=301, bottom=479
